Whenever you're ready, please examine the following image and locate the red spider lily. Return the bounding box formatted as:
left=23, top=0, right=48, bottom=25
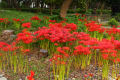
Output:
left=88, top=73, right=94, bottom=77
left=78, top=19, right=83, bottom=22
left=117, top=26, right=120, bottom=27
left=0, top=42, right=18, bottom=52
left=82, top=14, right=86, bottom=17
left=101, top=49, right=117, bottom=58
left=116, top=58, right=120, bottom=62
left=85, top=21, right=102, bottom=32
left=102, top=54, right=109, bottom=60
left=30, top=16, right=41, bottom=21
left=57, top=47, right=69, bottom=57
left=16, top=29, right=34, bottom=44
left=75, top=13, right=79, bottom=16
left=64, top=23, right=77, bottom=31
left=0, top=18, right=4, bottom=23
left=49, top=54, right=63, bottom=62
left=79, top=38, right=98, bottom=46
left=84, top=74, right=88, bottom=78
left=114, top=41, right=120, bottom=50
left=54, top=43, right=58, bottom=46
left=61, top=61, right=66, bottom=65
left=34, top=23, right=76, bottom=43
left=92, top=39, right=115, bottom=50
left=43, top=16, right=49, bottom=19
left=49, top=20, right=56, bottom=23
left=2, top=45, right=18, bottom=52
left=22, top=22, right=31, bottom=28
left=13, top=18, right=24, bottom=22
left=63, top=47, right=70, bottom=51
left=60, top=20, right=66, bottom=23
left=74, top=45, right=91, bottom=55
left=0, top=53, right=2, bottom=56
left=111, top=53, right=117, bottom=57
left=98, top=27, right=106, bottom=33
left=49, top=54, right=66, bottom=65
left=106, top=27, right=118, bottom=35
left=0, top=18, right=9, bottom=24
left=76, top=32, right=90, bottom=41
left=27, top=70, right=35, bottom=80
left=22, top=49, right=30, bottom=53
left=0, top=42, right=9, bottom=49
left=101, top=49, right=117, bottom=54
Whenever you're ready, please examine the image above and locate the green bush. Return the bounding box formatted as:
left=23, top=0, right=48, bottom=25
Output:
left=108, top=18, right=119, bottom=27
left=96, top=9, right=111, bottom=14
left=115, top=13, right=120, bottom=21
left=85, top=9, right=92, bottom=14
left=0, top=1, right=8, bottom=8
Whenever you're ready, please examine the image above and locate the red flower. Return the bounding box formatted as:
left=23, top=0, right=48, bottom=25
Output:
left=13, top=18, right=24, bottom=22
left=49, top=20, right=56, bottom=23
left=64, top=23, right=77, bottom=31
left=74, top=45, right=91, bottom=55
left=75, top=13, right=79, bottom=16
left=63, top=47, right=70, bottom=51
left=88, top=73, right=93, bottom=77
left=57, top=47, right=69, bottom=57
left=27, top=70, right=35, bottom=80
left=54, top=43, right=58, bottom=46
left=102, top=54, right=109, bottom=60
left=16, top=30, right=34, bottom=44
left=22, top=22, right=31, bottom=28
left=30, top=16, right=41, bottom=21
left=84, top=74, right=88, bottom=78
left=49, top=54, right=62, bottom=62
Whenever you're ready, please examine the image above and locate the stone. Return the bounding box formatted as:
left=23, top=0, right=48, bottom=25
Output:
left=2, top=30, right=14, bottom=35
left=108, top=76, right=115, bottom=80
left=67, top=78, right=71, bottom=80
left=0, top=77, right=7, bottom=80
left=38, top=49, right=48, bottom=58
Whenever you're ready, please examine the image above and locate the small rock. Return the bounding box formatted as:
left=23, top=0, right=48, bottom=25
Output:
left=2, top=30, right=14, bottom=35
left=0, top=74, right=4, bottom=77
left=108, top=76, right=115, bottom=80
left=38, top=49, right=48, bottom=58
left=0, top=77, right=7, bottom=80
left=10, top=35, right=16, bottom=38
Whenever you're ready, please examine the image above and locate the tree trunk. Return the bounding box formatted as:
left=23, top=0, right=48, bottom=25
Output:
left=60, top=0, right=73, bottom=18
left=35, top=0, right=40, bottom=8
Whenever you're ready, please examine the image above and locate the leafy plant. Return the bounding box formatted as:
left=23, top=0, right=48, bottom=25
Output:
left=115, top=13, right=120, bottom=21
left=108, top=18, right=119, bottom=27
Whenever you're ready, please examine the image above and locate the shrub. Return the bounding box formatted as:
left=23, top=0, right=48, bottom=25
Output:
left=115, top=13, right=120, bottom=21
left=0, top=1, right=8, bottom=8
left=108, top=18, right=119, bottom=27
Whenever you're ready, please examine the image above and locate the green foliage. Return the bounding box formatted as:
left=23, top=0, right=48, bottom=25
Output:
left=96, top=9, right=111, bottom=14
left=115, top=13, right=120, bottom=21
left=85, top=9, right=92, bottom=14
left=108, top=18, right=119, bottom=27
left=0, top=1, right=8, bottom=8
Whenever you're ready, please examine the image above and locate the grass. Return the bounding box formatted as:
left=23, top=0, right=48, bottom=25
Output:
left=0, top=10, right=49, bottom=22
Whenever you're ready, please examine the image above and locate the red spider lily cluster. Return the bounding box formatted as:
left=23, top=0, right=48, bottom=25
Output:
left=27, top=70, right=35, bottom=80
left=30, top=16, right=41, bottom=21
left=34, top=23, right=77, bottom=43
left=16, top=29, right=34, bottom=44
left=13, top=18, right=24, bottom=23
left=22, top=22, right=31, bottom=28
left=1, top=15, right=120, bottom=80
left=49, top=20, right=56, bottom=23
left=0, top=18, right=8, bottom=23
